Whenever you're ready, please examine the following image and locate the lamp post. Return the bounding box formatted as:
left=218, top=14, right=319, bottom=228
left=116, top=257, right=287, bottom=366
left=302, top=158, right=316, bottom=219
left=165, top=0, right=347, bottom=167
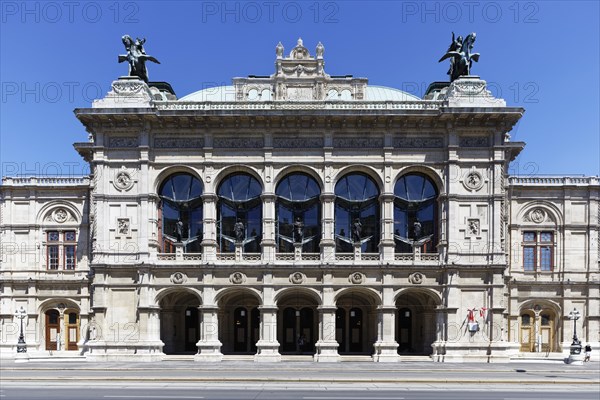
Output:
left=568, top=308, right=582, bottom=356
left=15, top=306, right=27, bottom=353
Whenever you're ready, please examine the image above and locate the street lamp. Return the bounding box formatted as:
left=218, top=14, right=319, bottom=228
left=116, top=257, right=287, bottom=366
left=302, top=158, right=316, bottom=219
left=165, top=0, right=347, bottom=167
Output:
left=568, top=308, right=581, bottom=355
left=15, top=306, right=27, bottom=353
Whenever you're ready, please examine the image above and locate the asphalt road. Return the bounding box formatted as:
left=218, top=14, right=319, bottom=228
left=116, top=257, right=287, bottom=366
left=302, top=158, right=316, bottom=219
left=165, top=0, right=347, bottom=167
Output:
left=1, top=361, right=598, bottom=399
left=0, top=386, right=599, bottom=400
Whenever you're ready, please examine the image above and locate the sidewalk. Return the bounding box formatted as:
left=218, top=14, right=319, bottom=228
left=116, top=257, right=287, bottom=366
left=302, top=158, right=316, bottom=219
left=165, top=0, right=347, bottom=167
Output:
left=1, top=359, right=599, bottom=387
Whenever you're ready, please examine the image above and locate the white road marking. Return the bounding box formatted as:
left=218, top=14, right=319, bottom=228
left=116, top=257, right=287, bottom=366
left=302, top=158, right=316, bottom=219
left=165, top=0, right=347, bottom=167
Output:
left=304, top=398, right=404, bottom=400
left=104, top=397, right=203, bottom=399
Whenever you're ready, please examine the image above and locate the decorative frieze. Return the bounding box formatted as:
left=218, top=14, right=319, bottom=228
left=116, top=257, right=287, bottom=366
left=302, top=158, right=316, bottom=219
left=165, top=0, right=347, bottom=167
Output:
left=394, top=137, right=443, bottom=148
left=214, top=137, right=263, bottom=148
left=333, top=137, right=383, bottom=148
left=460, top=136, right=490, bottom=147
left=273, top=137, right=323, bottom=149
left=154, top=138, right=204, bottom=148
left=108, top=137, right=138, bottom=148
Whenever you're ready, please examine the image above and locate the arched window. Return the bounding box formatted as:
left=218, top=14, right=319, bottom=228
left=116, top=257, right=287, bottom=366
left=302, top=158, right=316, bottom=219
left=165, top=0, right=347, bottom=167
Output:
left=217, top=173, right=262, bottom=253
left=275, top=173, right=321, bottom=253
left=334, top=173, right=380, bottom=253
left=394, top=173, right=438, bottom=253
left=159, top=173, right=203, bottom=253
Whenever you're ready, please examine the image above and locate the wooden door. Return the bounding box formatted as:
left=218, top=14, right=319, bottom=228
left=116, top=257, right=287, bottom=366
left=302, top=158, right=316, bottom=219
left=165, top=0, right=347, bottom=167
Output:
left=540, top=313, right=554, bottom=352
left=45, top=310, right=60, bottom=350
left=519, top=313, right=534, bottom=352
left=65, top=311, right=79, bottom=351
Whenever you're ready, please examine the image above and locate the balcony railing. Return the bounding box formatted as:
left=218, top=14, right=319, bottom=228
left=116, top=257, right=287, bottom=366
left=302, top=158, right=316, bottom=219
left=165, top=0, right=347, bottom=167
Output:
left=154, top=252, right=439, bottom=264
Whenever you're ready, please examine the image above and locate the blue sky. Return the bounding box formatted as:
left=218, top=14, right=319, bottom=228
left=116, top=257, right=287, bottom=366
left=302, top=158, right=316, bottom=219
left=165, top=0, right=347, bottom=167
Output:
left=1, top=0, right=598, bottom=177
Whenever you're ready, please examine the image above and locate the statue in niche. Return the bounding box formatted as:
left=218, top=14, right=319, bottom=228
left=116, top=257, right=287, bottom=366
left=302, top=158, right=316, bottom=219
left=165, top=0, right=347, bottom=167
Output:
left=118, top=35, right=160, bottom=82
left=234, top=219, right=245, bottom=243
left=439, top=32, right=480, bottom=81
left=293, top=217, right=304, bottom=243
left=352, top=218, right=363, bottom=242
left=175, top=219, right=184, bottom=242
left=413, top=219, right=422, bottom=239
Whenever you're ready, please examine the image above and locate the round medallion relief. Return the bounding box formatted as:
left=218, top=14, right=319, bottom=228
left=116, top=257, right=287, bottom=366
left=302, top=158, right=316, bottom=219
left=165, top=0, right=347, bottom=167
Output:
left=529, top=208, right=546, bottom=224
left=230, top=272, right=246, bottom=285
left=114, top=167, right=134, bottom=191
left=409, top=272, right=424, bottom=284
left=170, top=272, right=186, bottom=284
left=349, top=272, right=364, bottom=284
left=463, top=171, right=484, bottom=191
left=53, top=208, right=69, bottom=223
left=290, top=272, right=305, bottom=284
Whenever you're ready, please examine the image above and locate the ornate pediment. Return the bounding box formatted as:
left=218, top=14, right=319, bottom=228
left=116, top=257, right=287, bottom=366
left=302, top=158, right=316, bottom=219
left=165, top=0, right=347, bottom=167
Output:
left=233, top=38, right=367, bottom=102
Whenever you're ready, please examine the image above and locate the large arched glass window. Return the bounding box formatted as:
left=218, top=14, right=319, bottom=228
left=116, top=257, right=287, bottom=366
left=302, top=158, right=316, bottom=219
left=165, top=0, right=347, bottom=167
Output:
left=394, top=173, right=438, bottom=253
left=334, top=173, right=380, bottom=253
left=159, top=173, right=203, bottom=253
left=217, top=173, right=262, bottom=253
left=275, top=173, right=321, bottom=253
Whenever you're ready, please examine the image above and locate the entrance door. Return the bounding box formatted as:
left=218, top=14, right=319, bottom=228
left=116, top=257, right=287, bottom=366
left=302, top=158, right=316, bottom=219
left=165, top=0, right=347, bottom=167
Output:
left=520, top=313, right=535, bottom=352
left=540, top=313, right=555, bottom=352
left=337, top=307, right=365, bottom=354
left=45, top=310, right=60, bottom=350
left=185, top=307, right=199, bottom=352
left=232, top=307, right=259, bottom=353
left=397, top=308, right=412, bottom=353
left=65, top=311, right=79, bottom=351
left=281, top=307, right=314, bottom=354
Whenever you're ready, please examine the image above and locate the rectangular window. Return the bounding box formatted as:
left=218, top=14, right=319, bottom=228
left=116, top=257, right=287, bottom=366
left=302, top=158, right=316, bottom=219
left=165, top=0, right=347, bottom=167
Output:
left=523, top=232, right=536, bottom=242
left=522, top=230, right=555, bottom=272
left=523, top=247, right=536, bottom=271
left=48, top=246, right=59, bottom=269
left=65, top=245, right=76, bottom=270
left=46, top=230, right=77, bottom=270
left=540, top=246, right=552, bottom=271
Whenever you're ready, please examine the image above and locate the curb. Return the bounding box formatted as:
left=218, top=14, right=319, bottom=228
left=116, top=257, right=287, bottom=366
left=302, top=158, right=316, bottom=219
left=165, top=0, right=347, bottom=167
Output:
left=2, top=377, right=598, bottom=385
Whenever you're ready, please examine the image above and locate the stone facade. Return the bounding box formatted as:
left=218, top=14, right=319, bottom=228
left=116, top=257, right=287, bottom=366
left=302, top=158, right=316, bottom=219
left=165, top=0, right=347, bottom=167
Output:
left=1, top=40, right=598, bottom=362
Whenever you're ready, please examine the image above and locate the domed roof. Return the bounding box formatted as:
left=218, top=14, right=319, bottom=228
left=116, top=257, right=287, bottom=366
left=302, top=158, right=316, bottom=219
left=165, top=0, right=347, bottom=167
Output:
left=179, top=84, right=420, bottom=102
left=179, top=86, right=236, bottom=102
left=364, top=85, right=420, bottom=101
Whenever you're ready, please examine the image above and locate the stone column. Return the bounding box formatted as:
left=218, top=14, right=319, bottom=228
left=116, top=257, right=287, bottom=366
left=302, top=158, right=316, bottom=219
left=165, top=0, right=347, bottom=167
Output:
left=373, top=306, right=400, bottom=362
left=254, top=305, right=281, bottom=362
left=314, top=306, right=339, bottom=362
left=261, top=193, right=276, bottom=263
left=431, top=306, right=447, bottom=361
left=320, top=193, right=336, bottom=263
left=379, top=193, right=396, bottom=262
left=195, top=305, right=223, bottom=362
left=58, top=308, right=66, bottom=352
left=201, top=193, right=218, bottom=262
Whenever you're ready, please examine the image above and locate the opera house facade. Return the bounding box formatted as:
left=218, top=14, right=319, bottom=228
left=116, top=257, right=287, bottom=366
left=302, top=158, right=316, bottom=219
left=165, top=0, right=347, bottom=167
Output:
left=1, top=39, right=598, bottom=362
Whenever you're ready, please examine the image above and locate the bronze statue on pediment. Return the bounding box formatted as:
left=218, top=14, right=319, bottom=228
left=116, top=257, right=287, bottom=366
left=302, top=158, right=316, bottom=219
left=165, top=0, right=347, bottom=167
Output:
left=439, top=32, right=480, bottom=81
left=118, top=35, right=160, bottom=82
